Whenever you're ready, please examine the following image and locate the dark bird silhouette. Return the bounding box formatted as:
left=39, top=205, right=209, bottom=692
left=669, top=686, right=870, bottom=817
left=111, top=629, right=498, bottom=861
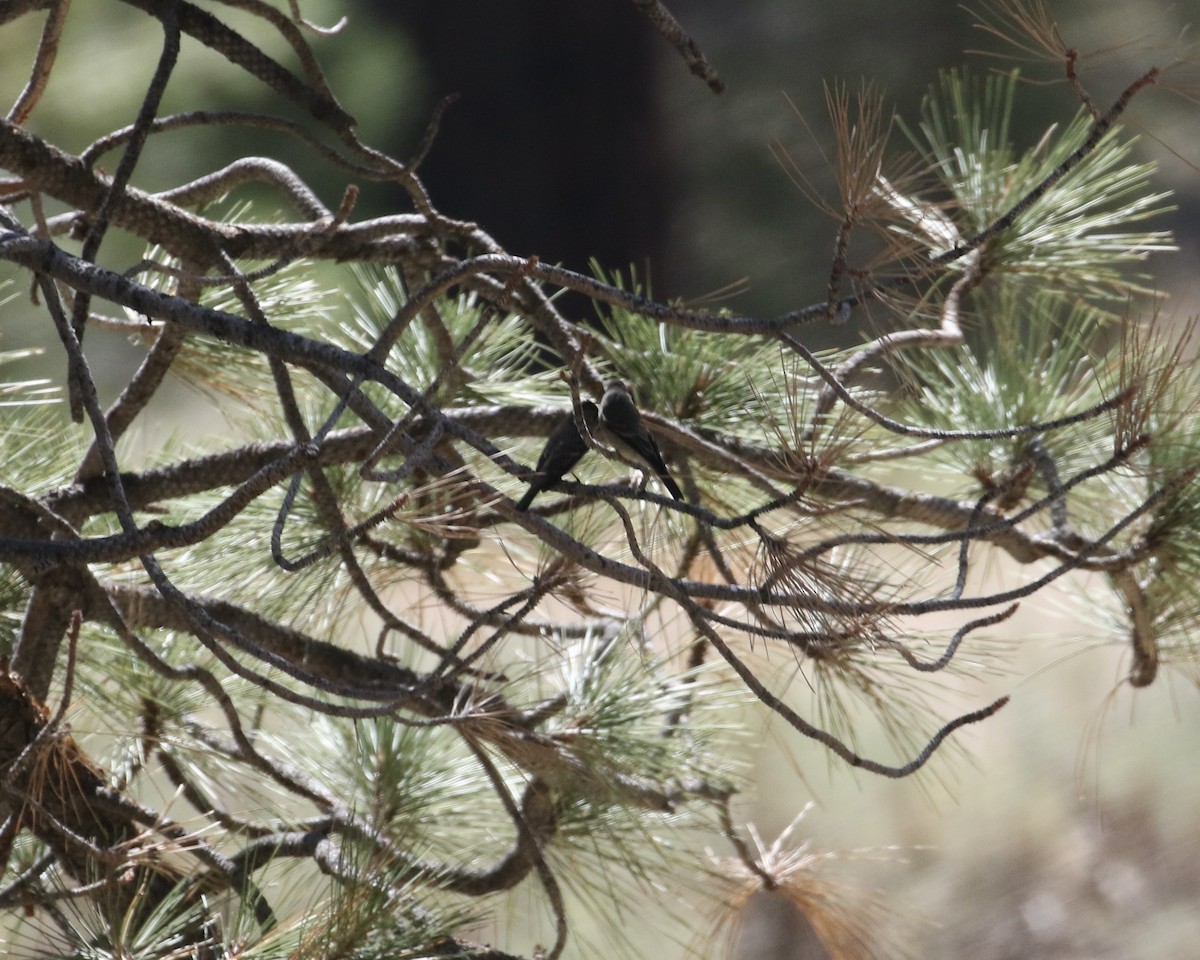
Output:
left=598, top=379, right=684, bottom=501
left=515, top=401, right=599, bottom=511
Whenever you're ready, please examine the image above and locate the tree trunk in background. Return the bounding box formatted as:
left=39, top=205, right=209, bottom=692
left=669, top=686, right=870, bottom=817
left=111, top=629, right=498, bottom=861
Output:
left=380, top=0, right=672, bottom=288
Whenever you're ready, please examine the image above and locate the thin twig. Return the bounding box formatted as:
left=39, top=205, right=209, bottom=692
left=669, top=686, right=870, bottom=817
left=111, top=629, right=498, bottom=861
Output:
left=629, top=0, right=724, bottom=93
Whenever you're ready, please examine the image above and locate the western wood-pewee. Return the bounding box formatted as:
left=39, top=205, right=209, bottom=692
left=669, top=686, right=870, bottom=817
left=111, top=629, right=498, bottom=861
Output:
left=598, top=379, right=684, bottom=501
left=515, top=401, right=599, bottom=511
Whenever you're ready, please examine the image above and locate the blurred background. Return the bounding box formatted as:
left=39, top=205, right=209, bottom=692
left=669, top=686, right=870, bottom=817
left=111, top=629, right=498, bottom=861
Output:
left=3, top=1, right=1200, bottom=956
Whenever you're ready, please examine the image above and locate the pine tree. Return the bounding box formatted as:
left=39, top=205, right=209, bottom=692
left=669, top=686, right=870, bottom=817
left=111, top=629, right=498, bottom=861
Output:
left=0, top=2, right=1196, bottom=957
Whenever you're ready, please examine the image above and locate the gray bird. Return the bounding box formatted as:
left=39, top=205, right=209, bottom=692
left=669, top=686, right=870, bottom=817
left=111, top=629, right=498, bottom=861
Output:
left=515, top=401, right=599, bottom=511
left=598, top=379, right=684, bottom=501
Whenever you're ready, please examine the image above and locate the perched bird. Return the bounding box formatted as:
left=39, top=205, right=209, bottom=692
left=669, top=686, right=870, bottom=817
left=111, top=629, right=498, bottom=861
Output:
left=515, top=401, right=599, bottom=511
left=597, top=379, right=684, bottom=501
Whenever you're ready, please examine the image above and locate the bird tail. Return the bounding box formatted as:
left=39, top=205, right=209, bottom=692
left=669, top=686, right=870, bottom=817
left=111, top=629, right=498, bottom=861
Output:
left=661, top=473, right=684, bottom=501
